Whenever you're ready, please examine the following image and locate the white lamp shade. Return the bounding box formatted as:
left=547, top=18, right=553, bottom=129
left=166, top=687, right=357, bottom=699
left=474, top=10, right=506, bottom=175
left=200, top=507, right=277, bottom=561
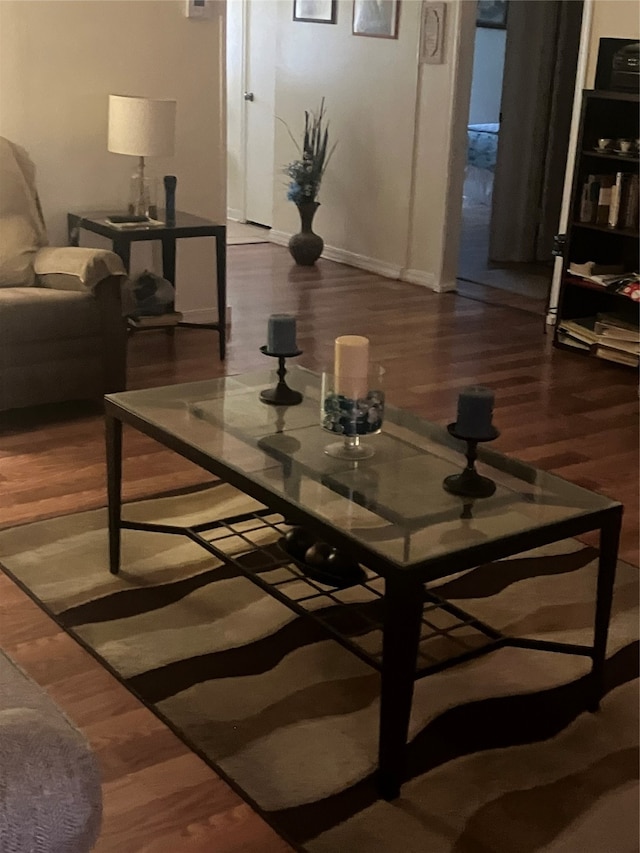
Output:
left=108, top=95, right=176, bottom=158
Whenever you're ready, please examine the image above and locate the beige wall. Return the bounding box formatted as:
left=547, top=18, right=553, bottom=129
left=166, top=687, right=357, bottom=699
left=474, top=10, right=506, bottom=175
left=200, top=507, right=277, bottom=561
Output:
left=405, top=0, right=475, bottom=291
left=586, top=0, right=640, bottom=87
left=224, top=0, right=471, bottom=291
left=0, top=0, right=226, bottom=319
left=226, top=0, right=244, bottom=221
left=271, top=0, right=421, bottom=279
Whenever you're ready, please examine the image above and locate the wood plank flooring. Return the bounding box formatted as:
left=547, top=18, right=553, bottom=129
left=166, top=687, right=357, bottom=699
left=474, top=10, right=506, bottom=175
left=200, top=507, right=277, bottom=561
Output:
left=0, top=243, right=638, bottom=851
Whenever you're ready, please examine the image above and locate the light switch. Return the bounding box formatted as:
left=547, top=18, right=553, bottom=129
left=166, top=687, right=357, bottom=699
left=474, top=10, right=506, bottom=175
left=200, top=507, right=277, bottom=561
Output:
left=184, top=0, right=209, bottom=19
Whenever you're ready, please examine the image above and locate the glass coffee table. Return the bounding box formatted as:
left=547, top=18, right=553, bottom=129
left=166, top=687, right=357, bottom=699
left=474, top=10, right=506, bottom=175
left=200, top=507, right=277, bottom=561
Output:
left=104, top=367, right=622, bottom=799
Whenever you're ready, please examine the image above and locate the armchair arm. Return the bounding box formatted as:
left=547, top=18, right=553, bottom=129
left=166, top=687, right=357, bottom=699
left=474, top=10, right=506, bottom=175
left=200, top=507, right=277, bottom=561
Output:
left=34, top=246, right=126, bottom=293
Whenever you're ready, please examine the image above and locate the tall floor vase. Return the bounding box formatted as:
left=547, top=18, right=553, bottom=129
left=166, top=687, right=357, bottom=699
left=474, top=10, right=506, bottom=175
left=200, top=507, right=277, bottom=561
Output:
left=288, top=201, right=324, bottom=266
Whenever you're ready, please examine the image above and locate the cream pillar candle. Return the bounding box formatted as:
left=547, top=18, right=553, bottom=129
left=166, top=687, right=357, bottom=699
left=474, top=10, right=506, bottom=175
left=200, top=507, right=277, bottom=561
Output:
left=334, top=335, right=369, bottom=399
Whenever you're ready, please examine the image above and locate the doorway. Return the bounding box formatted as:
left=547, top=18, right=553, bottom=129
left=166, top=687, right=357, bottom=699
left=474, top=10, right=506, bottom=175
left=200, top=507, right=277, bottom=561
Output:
left=457, top=1, right=584, bottom=310
left=225, top=0, right=277, bottom=233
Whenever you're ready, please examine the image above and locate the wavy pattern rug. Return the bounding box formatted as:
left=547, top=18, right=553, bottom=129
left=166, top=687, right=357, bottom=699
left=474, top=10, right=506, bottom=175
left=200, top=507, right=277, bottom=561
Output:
left=0, top=482, right=638, bottom=853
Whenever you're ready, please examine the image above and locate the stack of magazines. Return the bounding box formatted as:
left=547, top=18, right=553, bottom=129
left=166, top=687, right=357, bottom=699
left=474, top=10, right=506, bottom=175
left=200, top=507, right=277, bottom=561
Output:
left=557, top=311, right=640, bottom=367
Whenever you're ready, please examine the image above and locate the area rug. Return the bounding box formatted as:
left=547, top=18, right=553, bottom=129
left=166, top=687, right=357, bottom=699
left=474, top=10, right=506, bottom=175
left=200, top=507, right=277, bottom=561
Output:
left=0, top=482, right=638, bottom=853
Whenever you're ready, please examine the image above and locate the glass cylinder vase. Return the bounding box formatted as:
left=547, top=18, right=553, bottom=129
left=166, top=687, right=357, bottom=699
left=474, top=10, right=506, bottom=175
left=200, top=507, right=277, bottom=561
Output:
left=321, top=367, right=385, bottom=460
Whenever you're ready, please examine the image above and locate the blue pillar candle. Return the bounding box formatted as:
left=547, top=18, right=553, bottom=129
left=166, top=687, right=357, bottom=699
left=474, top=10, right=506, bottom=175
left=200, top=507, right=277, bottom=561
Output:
left=267, top=314, right=297, bottom=354
left=455, top=386, right=495, bottom=438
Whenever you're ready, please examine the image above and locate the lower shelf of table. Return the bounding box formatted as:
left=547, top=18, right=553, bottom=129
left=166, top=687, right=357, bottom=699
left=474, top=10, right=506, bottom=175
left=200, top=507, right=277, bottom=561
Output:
left=120, top=505, right=594, bottom=679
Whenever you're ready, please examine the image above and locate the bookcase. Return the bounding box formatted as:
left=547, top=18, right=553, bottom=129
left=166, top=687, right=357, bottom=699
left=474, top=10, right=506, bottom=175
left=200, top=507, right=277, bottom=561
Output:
left=554, top=89, right=639, bottom=368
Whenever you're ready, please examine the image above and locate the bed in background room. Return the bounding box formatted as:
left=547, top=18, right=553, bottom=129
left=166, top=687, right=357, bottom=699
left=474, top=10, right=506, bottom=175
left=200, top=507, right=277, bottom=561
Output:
left=463, top=122, right=499, bottom=206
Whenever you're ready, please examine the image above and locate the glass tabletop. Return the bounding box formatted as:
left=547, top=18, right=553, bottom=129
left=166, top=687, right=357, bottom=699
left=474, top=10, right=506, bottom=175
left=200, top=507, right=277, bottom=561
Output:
left=106, top=367, right=618, bottom=570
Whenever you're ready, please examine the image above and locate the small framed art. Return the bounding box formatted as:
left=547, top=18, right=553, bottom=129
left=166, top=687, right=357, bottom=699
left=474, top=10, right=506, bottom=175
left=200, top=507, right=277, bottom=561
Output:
left=476, top=1, right=508, bottom=30
left=353, top=0, right=400, bottom=39
left=293, top=0, right=337, bottom=24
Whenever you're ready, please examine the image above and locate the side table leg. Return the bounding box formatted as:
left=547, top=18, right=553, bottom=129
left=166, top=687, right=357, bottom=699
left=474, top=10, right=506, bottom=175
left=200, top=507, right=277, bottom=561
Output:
left=589, top=507, right=622, bottom=711
left=161, top=236, right=177, bottom=287
left=377, top=577, right=424, bottom=800
left=215, top=230, right=227, bottom=360
left=67, top=213, right=80, bottom=246
left=105, top=414, right=123, bottom=575
left=113, top=238, right=131, bottom=273
left=161, top=237, right=178, bottom=337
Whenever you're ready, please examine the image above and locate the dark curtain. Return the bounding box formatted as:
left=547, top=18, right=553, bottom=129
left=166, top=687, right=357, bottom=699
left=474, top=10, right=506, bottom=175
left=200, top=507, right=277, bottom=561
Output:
left=489, top=0, right=583, bottom=263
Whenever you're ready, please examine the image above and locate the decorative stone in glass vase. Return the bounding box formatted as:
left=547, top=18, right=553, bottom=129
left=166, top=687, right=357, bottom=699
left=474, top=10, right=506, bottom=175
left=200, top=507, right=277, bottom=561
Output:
left=289, top=201, right=324, bottom=266
left=321, top=368, right=385, bottom=460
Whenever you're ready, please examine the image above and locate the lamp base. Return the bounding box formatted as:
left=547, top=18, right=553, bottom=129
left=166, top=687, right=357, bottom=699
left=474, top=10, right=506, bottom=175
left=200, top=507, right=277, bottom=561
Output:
left=128, top=164, right=158, bottom=219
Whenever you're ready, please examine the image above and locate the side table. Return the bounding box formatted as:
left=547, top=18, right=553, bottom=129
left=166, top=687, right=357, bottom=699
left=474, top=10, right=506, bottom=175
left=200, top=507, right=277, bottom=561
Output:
left=68, top=210, right=226, bottom=360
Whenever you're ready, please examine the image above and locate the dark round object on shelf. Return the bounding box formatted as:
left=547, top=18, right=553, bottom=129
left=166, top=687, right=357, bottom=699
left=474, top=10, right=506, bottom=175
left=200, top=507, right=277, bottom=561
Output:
left=304, top=542, right=333, bottom=568
left=282, top=527, right=316, bottom=560
left=326, top=549, right=360, bottom=574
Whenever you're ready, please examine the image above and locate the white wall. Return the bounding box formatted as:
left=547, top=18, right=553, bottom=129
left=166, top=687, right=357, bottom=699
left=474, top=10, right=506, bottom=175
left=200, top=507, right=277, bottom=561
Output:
left=0, top=0, right=226, bottom=320
left=271, top=0, right=420, bottom=279
left=586, top=0, right=640, bottom=86
left=226, top=0, right=245, bottom=221
left=407, top=0, right=476, bottom=291
left=468, top=26, right=506, bottom=125
left=259, top=0, right=471, bottom=291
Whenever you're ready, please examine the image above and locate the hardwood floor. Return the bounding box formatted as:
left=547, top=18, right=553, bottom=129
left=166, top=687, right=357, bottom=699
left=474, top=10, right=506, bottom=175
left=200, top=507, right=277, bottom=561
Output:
left=0, top=243, right=638, bottom=851
left=457, top=201, right=552, bottom=310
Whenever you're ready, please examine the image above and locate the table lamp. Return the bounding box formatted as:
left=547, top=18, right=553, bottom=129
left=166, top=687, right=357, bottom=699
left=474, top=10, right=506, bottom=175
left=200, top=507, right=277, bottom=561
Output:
left=108, top=94, right=176, bottom=217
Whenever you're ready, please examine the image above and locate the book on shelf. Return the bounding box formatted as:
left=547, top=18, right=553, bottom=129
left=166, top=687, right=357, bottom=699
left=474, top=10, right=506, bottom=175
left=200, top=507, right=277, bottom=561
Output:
left=566, top=263, right=637, bottom=290
left=567, top=261, right=624, bottom=279
left=607, top=172, right=625, bottom=229
left=558, top=314, right=640, bottom=356
left=596, top=175, right=615, bottom=227
left=128, top=311, right=183, bottom=327
left=619, top=173, right=639, bottom=231
left=579, top=175, right=600, bottom=223
left=577, top=173, right=638, bottom=229
left=594, top=311, right=640, bottom=343
left=557, top=317, right=599, bottom=346
left=557, top=331, right=590, bottom=351
left=594, top=345, right=639, bottom=368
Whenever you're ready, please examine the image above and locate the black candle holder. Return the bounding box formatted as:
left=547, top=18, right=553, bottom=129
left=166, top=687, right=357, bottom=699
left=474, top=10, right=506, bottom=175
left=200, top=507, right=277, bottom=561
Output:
left=443, top=423, right=500, bottom=498
left=259, top=346, right=303, bottom=405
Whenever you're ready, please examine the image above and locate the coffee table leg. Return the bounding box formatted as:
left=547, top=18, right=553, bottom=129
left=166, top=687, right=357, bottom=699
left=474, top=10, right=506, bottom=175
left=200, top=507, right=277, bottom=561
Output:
left=377, top=577, right=424, bottom=800
left=215, top=230, right=227, bottom=361
left=589, top=507, right=622, bottom=711
left=105, top=414, right=123, bottom=575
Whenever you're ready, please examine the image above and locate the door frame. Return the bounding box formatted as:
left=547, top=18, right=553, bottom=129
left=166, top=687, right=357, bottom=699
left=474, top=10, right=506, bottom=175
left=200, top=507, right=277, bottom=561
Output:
left=226, top=0, right=276, bottom=226
left=225, top=0, right=249, bottom=222
left=546, top=0, right=593, bottom=324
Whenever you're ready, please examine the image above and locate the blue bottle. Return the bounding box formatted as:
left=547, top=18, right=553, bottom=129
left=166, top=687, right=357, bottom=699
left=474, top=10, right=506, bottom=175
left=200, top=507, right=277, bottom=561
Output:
left=163, top=175, right=177, bottom=225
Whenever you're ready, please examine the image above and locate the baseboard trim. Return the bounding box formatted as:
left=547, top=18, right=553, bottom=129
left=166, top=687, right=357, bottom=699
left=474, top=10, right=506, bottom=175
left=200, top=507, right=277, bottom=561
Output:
left=322, top=245, right=403, bottom=280
left=268, top=229, right=290, bottom=247
left=402, top=269, right=456, bottom=293
left=269, top=231, right=453, bottom=292
left=269, top=230, right=403, bottom=280
left=227, top=208, right=244, bottom=222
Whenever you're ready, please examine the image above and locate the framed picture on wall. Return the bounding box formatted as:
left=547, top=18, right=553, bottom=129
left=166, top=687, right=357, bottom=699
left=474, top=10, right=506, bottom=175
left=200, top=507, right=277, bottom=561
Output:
left=293, top=0, right=337, bottom=24
left=353, top=0, right=400, bottom=39
left=476, top=1, right=507, bottom=29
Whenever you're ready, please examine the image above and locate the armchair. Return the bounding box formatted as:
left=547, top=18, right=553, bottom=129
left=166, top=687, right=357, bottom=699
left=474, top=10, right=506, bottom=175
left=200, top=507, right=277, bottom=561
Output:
left=0, top=137, right=128, bottom=412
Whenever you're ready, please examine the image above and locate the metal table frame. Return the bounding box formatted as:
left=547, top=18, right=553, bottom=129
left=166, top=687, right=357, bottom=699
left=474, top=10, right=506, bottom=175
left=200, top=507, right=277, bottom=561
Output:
left=105, top=397, right=622, bottom=801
